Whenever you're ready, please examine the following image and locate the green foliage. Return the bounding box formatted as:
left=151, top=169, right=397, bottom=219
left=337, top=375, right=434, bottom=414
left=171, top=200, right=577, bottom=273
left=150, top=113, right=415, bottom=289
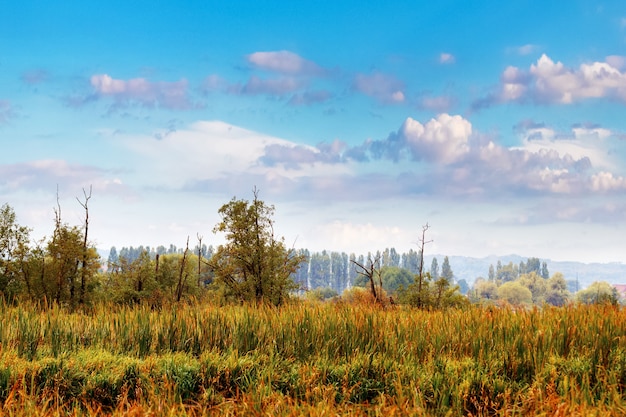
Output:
left=208, top=190, right=304, bottom=306
left=106, top=251, right=202, bottom=306
left=0, top=302, right=625, bottom=415
left=576, top=281, right=619, bottom=305
left=496, top=281, right=533, bottom=306
left=472, top=265, right=571, bottom=307
left=353, top=265, right=413, bottom=295
left=305, top=287, right=338, bottom=301
left=397, top=272, right=467, bottom=309
left=0, top=203, right=31, bottom=301
left=518, top=272, right=547, bottom=304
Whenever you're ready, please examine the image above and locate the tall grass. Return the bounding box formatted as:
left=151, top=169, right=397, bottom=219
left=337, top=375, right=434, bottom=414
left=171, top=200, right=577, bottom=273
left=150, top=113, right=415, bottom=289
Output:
left=0, top=301, right=625, bottom=415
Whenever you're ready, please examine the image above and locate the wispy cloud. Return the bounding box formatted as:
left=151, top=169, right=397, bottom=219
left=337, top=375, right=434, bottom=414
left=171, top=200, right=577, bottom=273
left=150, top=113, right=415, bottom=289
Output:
left=288, top=90, right=333, bottom=106
left=229, top=75, right=304, bottom=96
left=90, top=74, right=193, bottom=110
left=0, top=160, right=133, bottom=197
left=439, top=53, right=455, bottom=64
left=353, top=72, right=405, bottom=103
left=0, top=100, right=15, bottom=124
left=473, top=54, right=626, bottom=108
left=417, top=94, right=457, bottom=112
left=247, top=50, right=325, bottom=76
left=21, top=68, right=49, bottom=85
left=507, top=44, right=539, bottom=56
left=108, top=114, right=626, bottom=209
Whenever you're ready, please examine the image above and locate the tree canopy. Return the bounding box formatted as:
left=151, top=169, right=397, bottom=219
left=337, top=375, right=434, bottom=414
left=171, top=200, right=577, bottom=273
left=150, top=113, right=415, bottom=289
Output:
left=208, top=189, right=304, bottom=305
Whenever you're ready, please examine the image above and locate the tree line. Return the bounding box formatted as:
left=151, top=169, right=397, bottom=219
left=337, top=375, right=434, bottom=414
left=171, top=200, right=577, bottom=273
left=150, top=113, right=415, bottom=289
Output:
left=1, top=189, right=619, bottom=309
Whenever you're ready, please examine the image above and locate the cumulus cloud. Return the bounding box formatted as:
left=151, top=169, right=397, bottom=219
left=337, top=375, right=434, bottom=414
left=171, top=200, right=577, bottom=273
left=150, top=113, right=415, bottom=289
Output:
left=108, top=114, right=626, bottom=207
left=516, top=120, right=617, bottom=170
left=474, top=54, right=626, bottom=108
left=353, top=72, right=406, bottom=103
left=605, top=55, right=626, bottom=70
left=590, top=171, right=626, bottom=192
left=90, top=74, right=192, bottom=109
left=247, top=50, right=324, bottom=75
left=401, top=114, right=472, bottom=164
left=362, top=114, right=472, bottom=164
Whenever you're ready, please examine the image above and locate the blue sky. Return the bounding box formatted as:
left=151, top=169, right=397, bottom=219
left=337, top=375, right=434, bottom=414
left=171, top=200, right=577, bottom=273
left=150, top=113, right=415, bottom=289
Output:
left=2, top=1, right=626, bottom=263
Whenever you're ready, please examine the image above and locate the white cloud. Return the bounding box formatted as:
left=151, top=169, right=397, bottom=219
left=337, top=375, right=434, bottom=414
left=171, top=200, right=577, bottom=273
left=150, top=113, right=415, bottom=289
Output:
left=417, top=95, right=456, bottom=112
left=90, top=74, right=191, bottom=109
left=402, top=114, right=472, bottom=164
left=606, top=55, right=626, bottom=70
left=353, top=72, right=406, bottom=103
left=590, top=171, right=626, bottom=192
left=310, top=220, right=406, bottom=254
left=0, top=160, right=133, bottom=198
left=247, top=50, right=323, bottom=75
left=517, top=124, right=616, bottom=171
left=439, top=53, right=455, bottom=64
left=111, top=121, right=353, bottom=191
left=485, top=54, right=626, bottom=105
left=509, top=44, right=538, bottom=56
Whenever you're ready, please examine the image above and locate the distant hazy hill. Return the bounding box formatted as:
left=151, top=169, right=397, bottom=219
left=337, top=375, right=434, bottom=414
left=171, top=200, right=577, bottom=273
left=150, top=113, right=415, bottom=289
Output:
left=427, top=254, right=626, bottom=289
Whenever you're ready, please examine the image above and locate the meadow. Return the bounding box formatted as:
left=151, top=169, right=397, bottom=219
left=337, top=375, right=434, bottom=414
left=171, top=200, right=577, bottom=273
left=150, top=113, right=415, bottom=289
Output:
left=0, top=300, right=624, bottom=416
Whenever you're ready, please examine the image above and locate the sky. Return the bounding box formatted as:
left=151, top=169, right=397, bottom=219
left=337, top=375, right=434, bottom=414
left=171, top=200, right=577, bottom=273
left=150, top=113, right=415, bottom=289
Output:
left=1, top=1, right=626, bottom=263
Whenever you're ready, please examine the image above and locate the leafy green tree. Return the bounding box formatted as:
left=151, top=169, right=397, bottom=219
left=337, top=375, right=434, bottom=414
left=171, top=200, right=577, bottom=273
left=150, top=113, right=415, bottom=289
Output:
left=518, top=272, right=547, bottom=304
left=576, top=281, right=619, bottom=305
left=441, top=256, right=454, bottom=282
left=470, top=278, right=498, bottom=303
left=208, top=189, right=304, bottom=305
left=496, top=262, right=518, bottom=283
left=0, top=204, right=31, bottom=300
left=497, top=281, right=532, bottom=306
left=305, top=287, right=338, bottom=301
left=402, top=249, right=420, bottom=274
left=353, top=265, right=413, bottom=295
left=430, top=258, right=439, bottom=281
left=488, top=264, right=495, bottom=282
left=545, top=272, right=569, bottom=306
left=46, top=220, right=100, bottom=307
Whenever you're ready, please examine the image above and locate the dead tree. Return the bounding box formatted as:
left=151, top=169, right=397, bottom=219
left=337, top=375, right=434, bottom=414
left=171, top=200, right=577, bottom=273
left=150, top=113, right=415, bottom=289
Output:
left=351, top=254, right=384, bottom=305
left=197, top=233, right=203, bottom=286
left=76, top=186, right=92, bottom=305
left=416, top=223, right=433, bottom=308
left=176, top=237, right=190, bottom=302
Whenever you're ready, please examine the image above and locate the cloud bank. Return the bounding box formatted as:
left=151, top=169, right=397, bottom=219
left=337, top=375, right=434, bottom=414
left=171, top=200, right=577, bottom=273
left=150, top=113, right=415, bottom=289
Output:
left=475, top=54, right=626, bottom=108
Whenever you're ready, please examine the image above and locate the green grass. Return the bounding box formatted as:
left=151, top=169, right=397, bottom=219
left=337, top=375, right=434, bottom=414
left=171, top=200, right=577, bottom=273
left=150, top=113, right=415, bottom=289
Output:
left=0, top=301, right=625, bottom=415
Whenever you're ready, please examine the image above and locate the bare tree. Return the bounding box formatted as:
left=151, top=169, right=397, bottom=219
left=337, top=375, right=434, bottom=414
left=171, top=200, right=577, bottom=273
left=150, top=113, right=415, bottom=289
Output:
left=197, top=233, right=203, bottom=286
left=416, top=223, right=433, bottom=308
left=176, top=236, right=190, bottom=302
left=76, top=186, right=92, bottom=305
left=351, top=254, right=384, bottom=305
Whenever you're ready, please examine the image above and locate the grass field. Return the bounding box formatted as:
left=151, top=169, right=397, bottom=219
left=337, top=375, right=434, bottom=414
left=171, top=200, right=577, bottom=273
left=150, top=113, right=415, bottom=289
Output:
left=0, top=300, right=624, bottom=416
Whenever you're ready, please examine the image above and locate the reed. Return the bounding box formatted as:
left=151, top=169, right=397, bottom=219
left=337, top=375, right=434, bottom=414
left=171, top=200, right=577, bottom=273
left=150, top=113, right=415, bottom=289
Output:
left=0, top=301, right=624, bottom=415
